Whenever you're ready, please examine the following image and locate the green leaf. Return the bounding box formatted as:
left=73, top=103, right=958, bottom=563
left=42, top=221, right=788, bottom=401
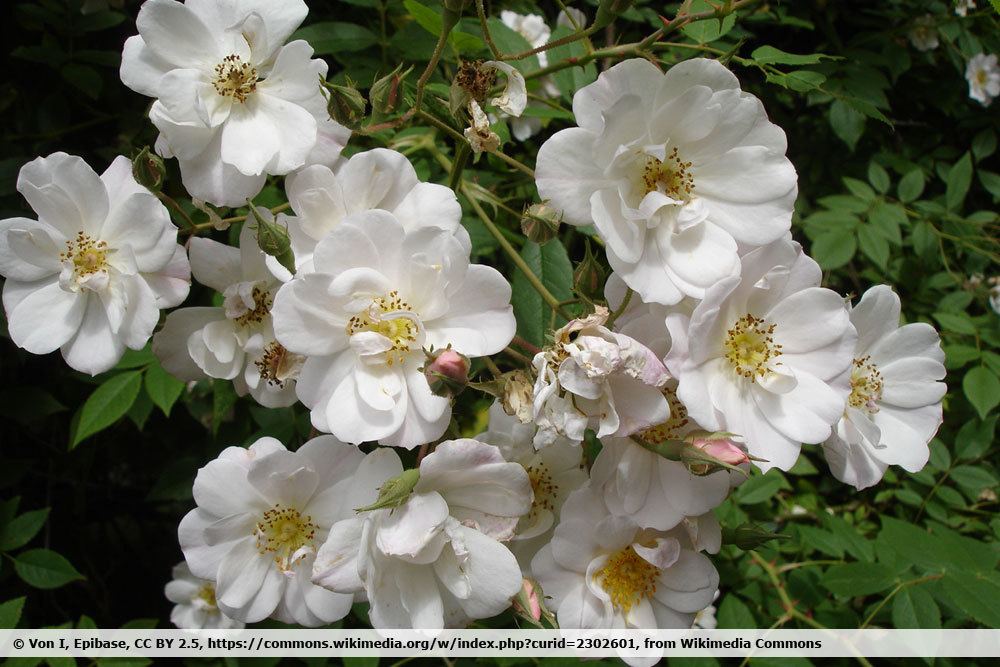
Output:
left=212, top=380, right=238, bottom=436
left=682, top=1, right=736, bottom=42
left=867, top=201, right=905, bottom=245
left=70, top=371, right=143, bottom=449
left=797, top=526, right=844, bottom=558
left=963, top=366, right=1000, bottom=419
left=751, top=46, right=831, bottom=65
left=291, top=22, right=379, bottom=54
left=115, top=345, right=155, bottom=370
left=892, top=587, right=940, bottom=629
left=144, top=362, right=185, bottom=417
left=858, top=225, right=889, bottom=269
left=843, top=177, right=877, bottom=201
left=0, top=597, right=25, bottom=629
left=829, top=99, right=865, bottom=151
left=765, top=69, right=827, bottom=92
left=898, top=169, right=925, bottom=203
left=14, top=549, right=84, bottom=590
left=485, top=18, right=539, bottom=71
left=510, top=241, right=574, bottom=348
left=945, top=152, right=973, bottom=211
left=868, top=162, right=891, bottom=193
left=0, top=508, right=49, bottom=551
left=717, top=596, right=756, bottom=628
left=343, top=659, right=380, bottom=667
left=950, top=465, right=997, bottom=495
left=823, top=515, right=875, bottom=561
left=821, top=563, right=896, bottom=597
left=933, top=312, right=977, bottom=335
left=979, top=170, right=1000, bottom=200
left=954, top=417, right=996, bottom=460
left=402, top=0, right=484, bottom=53
left=941, top=571, right=1000, bottom=626
left=811, top=229, right=857, bottom=269
left=60, top=63, right=102, bottom=100
left=77, top=10, right=126, bottom=31
left=734, top=471, right=789, bottom=505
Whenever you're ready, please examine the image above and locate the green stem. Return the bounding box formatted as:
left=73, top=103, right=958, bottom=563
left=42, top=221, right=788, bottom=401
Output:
left=156, top=192, right=195, bottom=230
left=476, top=0, right=503, bottom=58
left=463, top=184, right=573, bottom=321
left=605, top=287, right=633, bottom=329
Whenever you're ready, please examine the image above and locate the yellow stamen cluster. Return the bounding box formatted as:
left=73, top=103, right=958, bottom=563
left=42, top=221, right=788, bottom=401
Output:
left=347, top=291, right=418, bottom=366
left=525, top=462, right=557, bottom=520
left=234, top=287, right=272, bottom=327
left=254, top=504, right=317, bottom=571
left=636, top=387, right=689, bottom=445
left=724, top=314, right=782, bottom=381
left=641, top=147, right=694, bottom=200
left=594, top=545, right=659, bottom=614
left=213, top=54, right=258, bottom=102
left=848, top=356, right=884, bottom=413
left=255, top=341, right=296, bottom=388
left=60, top=232, right=109, bottom=277
left=196, top=584, right=218, bottom=609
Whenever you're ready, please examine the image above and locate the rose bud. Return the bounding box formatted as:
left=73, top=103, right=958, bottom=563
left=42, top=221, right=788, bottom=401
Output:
left=422, top=347, right=471, bottom=398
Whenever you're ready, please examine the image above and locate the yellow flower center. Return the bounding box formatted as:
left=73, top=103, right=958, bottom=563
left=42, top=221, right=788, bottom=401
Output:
left=848, top=356, right=883, bottom=413
left=213, top=54, right=259, bottom=102
left=233, top=286, right=272, bottom=327
left=347, top=291, right=419, bottom=366
left=60, top=233, right=110, bottom=277
left=254, top=504, right=317, bottom=572
left=594, top=545, right=659, bottom=614
left=641, top=148, right=694, bottom=200
left=724, top=314, right=782, bottom=381
left=976, top=69, right=988, bottom=85
left=525, top=462, right=558, bottom=520
left=196, top=584, right=218, bottom=609
left=636, top=386, right=689, bottom=445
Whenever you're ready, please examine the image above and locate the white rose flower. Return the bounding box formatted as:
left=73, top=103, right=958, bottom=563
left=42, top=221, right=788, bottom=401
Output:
left=477, top=402, right=588, bottom=566
left=500, top=10, right=551, bottom=50
left=272, top=210, right=516, bottom=448
left=153, top=223, right=301, bottom=408
left=282, top=148, right=461, bottom=270
left=312, top=439, right=531, bottom=629
left=0, top=153, right=190, bottom=375
left=955, top=0, right=976, bottom=17
left=532, top=307, right=671, bottom=447
left=531, top=485, right=719, bottom=633
left=908, top=15, right=939, bottom=52
left=536, top=58, right=797, bottom=305
left=120, top=0, right=350, bottom=207
left=178, top=435, right=369, bottom=625
left=692, top=590, right=719, bottom=629
left=665, top=239, right=856, bottom=471
left=822, top=285, right=946, bottom=490
left=165, top=562, right=244, bottom=630
left=966, top=53, right=1000, bottom=106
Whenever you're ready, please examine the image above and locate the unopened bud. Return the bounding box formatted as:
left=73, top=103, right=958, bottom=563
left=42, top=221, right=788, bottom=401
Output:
left=132, top=146, right=165, bottom=192
left=521, top=201, right=562, bottom=244
left=501, top=369, right=535, bottom=423
left=721, top=522, right=790, bottom=551
left=422, top=346, right=470, bottom=398
left=593, top=0, right=634, bottom=29
left=370, top=64, right=413, bottom=122
left=248, top=203, right=295, bottom=274
left=355, top=468, right=420, bottom=513
left=681, top=431, right=751, bottom=476
left=511, top=578, right=544, bottom=625
left=324, top=78, right=366, bottom=129
left=573, top=239, right=606, bottom=300
left=441, top=0, right=468, bottom=31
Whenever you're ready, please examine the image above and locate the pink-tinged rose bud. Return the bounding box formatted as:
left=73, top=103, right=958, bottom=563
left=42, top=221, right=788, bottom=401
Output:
left=691, top=437, right=750, bottom=466
left=423, top=347, right=471, bottom=398
left=513, top=579, right=542, bottom=622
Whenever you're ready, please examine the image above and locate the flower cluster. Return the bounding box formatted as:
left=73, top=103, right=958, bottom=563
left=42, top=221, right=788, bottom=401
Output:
left=0, top=0, right=952, bottom=652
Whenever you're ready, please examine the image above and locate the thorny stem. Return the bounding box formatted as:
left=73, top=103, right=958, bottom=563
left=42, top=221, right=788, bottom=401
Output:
left=511, top=335, right=543, bottom=355
left=751, top=553, right=874, bottom=667
left=180, top=203, right=292, bottom=237
left=501, top=25, right=599, bottom=62
left=482, top=356, right=503, bottom=377
left=477, top=0, right=503, bottom=59
left=503, top=345, right=532, bottom=365
left=463, top=184, right=573, bottom=321
left=604, top=287, right=634, bottom=329
left=415, top=109, right=535, bottom=177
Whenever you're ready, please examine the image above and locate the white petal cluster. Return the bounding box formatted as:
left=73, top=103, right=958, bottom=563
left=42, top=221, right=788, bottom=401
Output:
left=272, top=210, right=516, bottom=448
left=312, top=439, right=531, bottom=629
left=178, top=436, right=365, bottom=625
left=822, top=285, right=946, bottom=489
left=908, top=15, right=940, bottom=52
left=153, top=224, right=299, bottom=407
left=536, top=58, right=797, bottom=305
left=0, top=153, right=190, bottom=375
left=165, top=562, right=243, bottom=630
left=966, top=53, right=1000, bottom=106
left=120, top=0, right=350, bottom=207
left=532, top=306, right=671, bottom=447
